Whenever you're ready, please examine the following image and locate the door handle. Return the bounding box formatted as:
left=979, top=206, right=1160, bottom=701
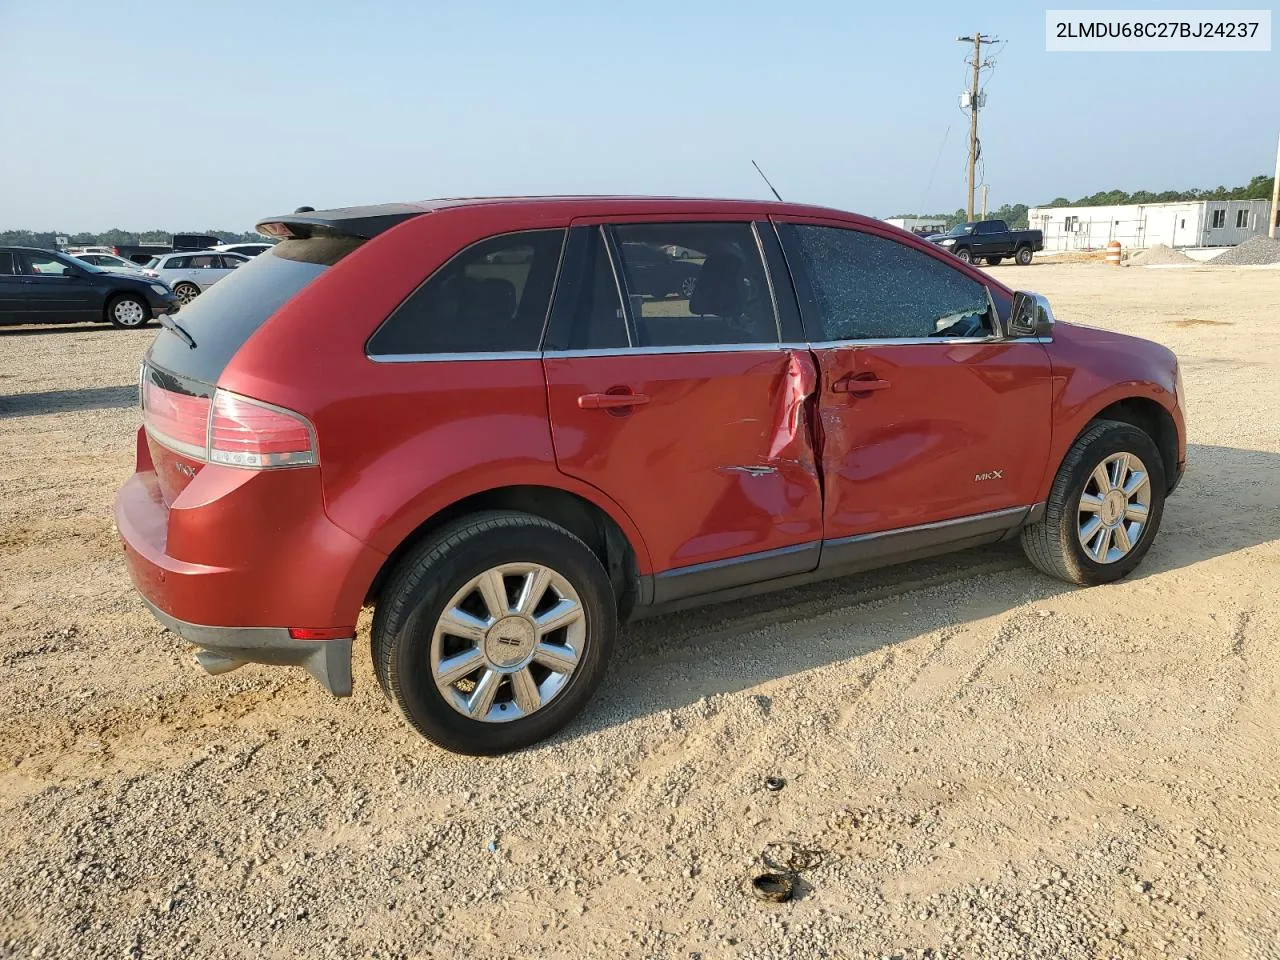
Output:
left=578, top=391, right=651, bottom=410
left=832, top=374, right=891, bottom=394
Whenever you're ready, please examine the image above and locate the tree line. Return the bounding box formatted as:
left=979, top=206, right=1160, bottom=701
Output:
left=895, top=174, right=1275, bottom=231
left=0, top=227, right=268, bottom=249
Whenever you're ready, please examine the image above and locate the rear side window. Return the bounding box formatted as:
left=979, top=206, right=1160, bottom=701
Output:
left=779, top=224, right=993, bottom=341
left=0, top=252, right=15, bottom=275
left=166, top=256, right=191, bottom=270
left=147, top=235, right=364, bottom=384
left=367, top=229, right=565, bottom=357
left=544, top=227, right=629, bottom=351
left=612, top=222, right=778, bottom=347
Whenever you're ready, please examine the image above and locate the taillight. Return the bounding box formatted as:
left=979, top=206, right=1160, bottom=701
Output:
left=142, top=373, right=317, bottom=470
left=208, top=391, right=316, bottom=468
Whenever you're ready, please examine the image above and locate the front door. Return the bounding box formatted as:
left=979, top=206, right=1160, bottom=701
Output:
left=542, top=221, right=823, bottom=602
left=775, top=220, right=1052, bottom=551
left=16, top=251, right=97, bottom=322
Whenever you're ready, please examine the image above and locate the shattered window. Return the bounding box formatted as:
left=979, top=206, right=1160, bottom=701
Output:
left=780, top=224, right=994, bottom=341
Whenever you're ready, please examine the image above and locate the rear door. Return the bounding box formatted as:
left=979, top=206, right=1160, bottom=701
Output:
left=187, top=253, right=226, bottom=289
left=16, top=251, right=97, bottom=322
left=775, top=220, right=1052, bottom=551
left=542, top=220, right=823, bottom=602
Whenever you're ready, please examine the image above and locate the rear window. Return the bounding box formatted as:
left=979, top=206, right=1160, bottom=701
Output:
left=147, top=236, right=363, bottom=384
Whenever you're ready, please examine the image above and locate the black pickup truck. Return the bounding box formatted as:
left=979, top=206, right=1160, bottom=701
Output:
left=929, top=220, right=1043, bottom=266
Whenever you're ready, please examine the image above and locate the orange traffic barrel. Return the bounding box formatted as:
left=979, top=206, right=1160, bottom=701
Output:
left=1106, top=240, right=1122, bottom=265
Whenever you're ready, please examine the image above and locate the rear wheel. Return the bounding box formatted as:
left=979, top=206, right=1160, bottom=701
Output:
left=679, top=275, right=697, bottom=298
left=1015, top=246, right=1034, bottom=265
left=985, top=256, right=1004, bottom=266
left=106, top=294, right=150, bottom=329
left=173, top=282, right=200, bottom=305
left=1021, top=420, right=1166, bottom=586
left=372, top=511, right=616, bottom=755
left=954, top=247, right=973, bottom=263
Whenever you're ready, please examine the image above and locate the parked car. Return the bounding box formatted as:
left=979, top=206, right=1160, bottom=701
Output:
left=115, top=197, right=1185, bottom=755
left=74, top=252, right=147, bottom=274
left=618, top=241, right=702, bottom=299
left=213, top=242, right=274, bottom=258
left=0, top=246, right=178, bottom=328
left=142, top=251, right=249, bottom=304
left=116, top=243, right=175, bottom=266
left=66, top=245, right=116, bottom=256
left=172, top=233, right=222, bottom=252
left=929, top=219, right=1044, bottom=265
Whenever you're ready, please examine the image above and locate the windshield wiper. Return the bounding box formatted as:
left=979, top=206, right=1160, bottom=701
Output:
left=158, top=313, right=197, bottom=350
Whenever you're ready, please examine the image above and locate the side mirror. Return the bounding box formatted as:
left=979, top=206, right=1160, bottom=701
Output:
left=1008, top=291, right=1056, bottom=339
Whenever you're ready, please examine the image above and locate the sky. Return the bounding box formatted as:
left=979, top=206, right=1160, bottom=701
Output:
left=0, top=0, right=1275, bottom=231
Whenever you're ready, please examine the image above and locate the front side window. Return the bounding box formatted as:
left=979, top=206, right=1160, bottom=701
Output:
left=0, top=252, right=15, bottom=275
left=611, top=222, right=777, bottom=347
left=367, top=229, right=565, bottom=356
left=779, top=224, right=994, bottom=341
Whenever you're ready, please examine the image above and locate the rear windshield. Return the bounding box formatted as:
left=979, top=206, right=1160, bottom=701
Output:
left=147, top=235, right=363, bottom=384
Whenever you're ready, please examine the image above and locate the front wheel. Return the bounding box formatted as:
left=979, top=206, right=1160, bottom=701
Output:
left=372, top=512, right=616, bottom=755
left=173, top=282, right=200, bottom=305
left=1015, top=247, right=1034, bottom=265
left=954, top=247, right=973, bottom=264
left=106, top=294, right=150, bottom=329
left=1021, top=420, right=1166, bottom=586
left=679, top=275, right=697, bottom=299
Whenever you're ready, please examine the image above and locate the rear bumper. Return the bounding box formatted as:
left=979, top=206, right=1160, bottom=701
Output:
left=140, top=597, right=352, bottom=695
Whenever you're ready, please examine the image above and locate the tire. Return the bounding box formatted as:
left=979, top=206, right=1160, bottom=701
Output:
left=1020, top=420, right=1166, bottom=586
left=985, top=256, right=1004, bottom=266
left=371, top=511, right=617, bottom=755
left=679, top=275, right=697, bottom=299
left=106, top=294, right=150, bottom=329
left=1015, top=246, right=1033, bottom=266
left=173, top=282, right=200, bottom=305
left=954, top=247, right=973, bottom=264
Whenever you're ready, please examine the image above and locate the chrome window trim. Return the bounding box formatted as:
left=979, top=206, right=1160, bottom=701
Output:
left=748, top=220, right=784, bottom=343
left=369, top=336, right=1051, bottom=362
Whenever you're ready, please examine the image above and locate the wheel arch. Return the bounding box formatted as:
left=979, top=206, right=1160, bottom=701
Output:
left=365, top=484, right=646, bottom=620
left=1077, top=396, right=1179, bottom=493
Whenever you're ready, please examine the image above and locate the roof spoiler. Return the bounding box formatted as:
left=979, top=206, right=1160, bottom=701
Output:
left=255, top=203, right=429, bottom=241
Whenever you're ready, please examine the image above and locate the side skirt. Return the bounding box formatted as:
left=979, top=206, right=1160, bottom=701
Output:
left=631, top=505, right=1040, bottom=621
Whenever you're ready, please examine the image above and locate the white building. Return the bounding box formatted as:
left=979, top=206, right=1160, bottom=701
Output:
left=883, top=217, right=947, bottom=237
left=1028, top=199, right=1273, bottom=252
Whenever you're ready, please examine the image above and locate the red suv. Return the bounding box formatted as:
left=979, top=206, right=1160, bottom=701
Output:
left=115, top=198, right=1186, bottom=754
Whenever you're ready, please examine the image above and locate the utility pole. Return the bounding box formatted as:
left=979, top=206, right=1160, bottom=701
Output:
left=1270, top=129, right=1279, bottom=239
left=957, top=33, right=996, bottom=221
left=981, top=184, right=989, bottom=219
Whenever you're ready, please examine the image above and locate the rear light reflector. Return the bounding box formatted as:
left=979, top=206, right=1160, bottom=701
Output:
left=209, top=391, right=316, bottom=468
left=289, top=627, right=354, bottom=641
left=141, top=368, right=317, bottom=470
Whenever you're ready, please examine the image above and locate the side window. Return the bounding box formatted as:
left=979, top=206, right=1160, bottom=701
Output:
left=167, top=256, right=191, bottom=270
left=545, top=227, right=629, bottom=351
left=779, top=224, right=994, bottom=341
left=21, top=253, right=73, bottom=276
left=190, top=255, right=219, bottom=269
left=611, top=222, right=778, bottom=347
left=219, top=255, right=245, bottom=269
left=0, top=252, right=14, bottom=275
left=367, top=229, right=565, bottom=356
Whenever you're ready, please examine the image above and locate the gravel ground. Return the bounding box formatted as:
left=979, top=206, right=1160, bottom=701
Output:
left=1127, top=244, right=1196, bottom=266
left=2, top=263, right=1279, bottom=959
left=1209, top=236, right=1280, bottom=266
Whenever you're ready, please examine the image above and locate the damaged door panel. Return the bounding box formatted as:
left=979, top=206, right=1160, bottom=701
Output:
left=544, top=348, right=823, bottom=597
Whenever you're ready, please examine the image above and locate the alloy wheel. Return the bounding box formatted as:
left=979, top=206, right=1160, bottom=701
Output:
left=1077, top=451, right=1152, bottom=563
left=430, top=563, right=585, bottom=723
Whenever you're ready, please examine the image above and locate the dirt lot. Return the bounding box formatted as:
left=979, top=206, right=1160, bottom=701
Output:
left=1, top=262, right=1278, bottom=960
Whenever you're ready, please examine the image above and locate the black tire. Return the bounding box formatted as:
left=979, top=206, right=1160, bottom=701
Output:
left=1020, top=420, right=1166, bottom=586
left=371, top=511, right=616, bottom=755
left=173, top=282, right=200, bottom=306
left=954, top=247, right=973, bottom=263
left=105, top=293, right=151, bottom=329
left=1015, top=246, right=1033, bottom=266
left=985, top=256, right=1004, bottom=266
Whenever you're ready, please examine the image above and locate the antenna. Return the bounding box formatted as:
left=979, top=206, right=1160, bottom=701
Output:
left=751, top=160, right=783, bottom=202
